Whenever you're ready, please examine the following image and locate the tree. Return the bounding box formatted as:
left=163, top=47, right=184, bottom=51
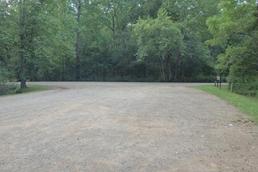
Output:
left=207, top=0, right=258, bottom=95
left=71, top=0, right=83, bottom=80
left=17, top=0, right=33, bottom=88
left=0, top=0, right=17, bottom=83
left=133, top=9, right=184, bottom=81
left=0, top=0, right=239, bottom=85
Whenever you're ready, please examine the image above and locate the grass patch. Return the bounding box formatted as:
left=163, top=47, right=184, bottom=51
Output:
left=196, top=85, right=258, bottom=123
left=16, top=85, right=50, bottom=94
left=0, top=84, right=50, bottom=96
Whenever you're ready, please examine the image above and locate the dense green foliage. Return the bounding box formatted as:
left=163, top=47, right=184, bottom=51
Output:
left=133, top=10, right=184, bottom=81
left=207, top=0, right=258, bottom=95
left=198, top=85, right=258, bottom=122
left=0, top=0, right=218, bottom=86
left=0, top=0, right=257, bottom=95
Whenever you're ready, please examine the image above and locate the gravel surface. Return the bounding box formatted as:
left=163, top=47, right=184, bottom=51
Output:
left=0, top=82, right=258, bottom=172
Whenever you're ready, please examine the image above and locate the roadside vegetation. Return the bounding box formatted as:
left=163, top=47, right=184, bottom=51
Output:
left=0, top=84, right=49, bottom=96
left=198, top=85, right=258, bottom=123
left=0, top=0, right=258, bottom=96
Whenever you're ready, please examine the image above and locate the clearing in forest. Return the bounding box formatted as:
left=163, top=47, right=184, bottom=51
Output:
left=0, top=82, right=258, bottom=172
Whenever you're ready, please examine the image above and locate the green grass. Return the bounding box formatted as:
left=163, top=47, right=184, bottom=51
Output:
left=17, top=85, right=50, bottom=94
left=0, top=84, right=50, bottom=96
left=197, top=85, right=258, bottom=123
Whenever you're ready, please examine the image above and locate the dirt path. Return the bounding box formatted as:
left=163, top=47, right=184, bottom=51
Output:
left=0, top=82, right=257, bottom=172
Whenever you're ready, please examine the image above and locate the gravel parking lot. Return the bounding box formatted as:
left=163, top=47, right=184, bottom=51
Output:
left=0, top=82, right=258, bottom=172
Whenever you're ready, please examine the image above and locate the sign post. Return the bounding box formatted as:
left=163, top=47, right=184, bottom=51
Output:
left=215, top=75, right=221, bottom=88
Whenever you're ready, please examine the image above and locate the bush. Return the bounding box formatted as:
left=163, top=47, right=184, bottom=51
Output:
left=0, top=68, right=17, bottom=95
left=229, top=80, right=258, bottom=97
left=0, top=83, right=18, bottom=95
left=0, top=68, right=9, bottom=83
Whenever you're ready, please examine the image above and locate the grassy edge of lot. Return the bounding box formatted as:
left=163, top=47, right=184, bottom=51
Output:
left=17, top=85, right=50, bottom=94
left=0, top=84, right=50, bottom=96
left=196, top=85, right=258, bottom=123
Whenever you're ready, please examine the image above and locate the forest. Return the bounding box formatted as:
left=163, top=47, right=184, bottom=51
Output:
left=0, top=0, right=258, bottom=95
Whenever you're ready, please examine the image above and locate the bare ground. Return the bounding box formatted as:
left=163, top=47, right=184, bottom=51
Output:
left=0, top=82, right=258, bottom=172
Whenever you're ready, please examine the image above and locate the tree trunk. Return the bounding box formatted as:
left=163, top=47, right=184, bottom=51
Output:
left=20, top=79, right=27, bottom=89
left=111, top=3, right=117, bottom=47
left=19, top=0, right=27, bottom=89
left=174, top=54, right=181, bottom=81
left=75, top=0, right=82, bottom=81
left=159, top=57, right=166, bottom=81
left=164, top=55, right=172, bottom=81
left=168, top=57, right=172, bottom=81
left=61, top=56, right=66, bottom=81
left=112, top=10, right=115, bottom=41
left=256, top=1, right=258, bottom=26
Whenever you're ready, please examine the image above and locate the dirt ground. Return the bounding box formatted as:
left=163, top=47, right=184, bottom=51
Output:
left=0, top=82, right=258, bottom=172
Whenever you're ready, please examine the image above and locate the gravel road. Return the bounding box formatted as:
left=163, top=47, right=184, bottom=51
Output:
left=0, top=82, right=258, bottom=172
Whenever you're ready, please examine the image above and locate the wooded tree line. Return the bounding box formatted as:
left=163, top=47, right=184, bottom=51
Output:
left=207, top=0, right=258, bottom=95
left=0, top=0, right=257, bottom=95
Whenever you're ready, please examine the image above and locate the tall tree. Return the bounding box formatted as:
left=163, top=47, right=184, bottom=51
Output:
left=72, top=0, right=83, bottom=80
left=133, top=9, right=184, bottom=81
left=207, top=0, right=258, bottom=94
left=0, top=0, right=240, bottom=86
left=18, top=0, right=32, bottom=88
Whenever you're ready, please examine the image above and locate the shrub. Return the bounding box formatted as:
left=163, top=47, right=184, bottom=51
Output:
left=229, top=79, right=258, bottom=97
left=0, top=68, right=17, bottom=95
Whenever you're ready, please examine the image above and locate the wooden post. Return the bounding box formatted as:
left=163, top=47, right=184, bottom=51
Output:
left=216, top=75, right=221, bottom=88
